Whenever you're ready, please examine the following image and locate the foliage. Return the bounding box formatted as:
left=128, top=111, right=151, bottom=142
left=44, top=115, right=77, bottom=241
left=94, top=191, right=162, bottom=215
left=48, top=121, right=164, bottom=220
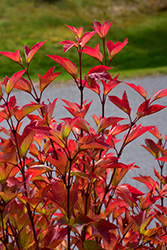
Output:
left=0, top=0, right=167, bottom=80
left=0, top=20, right=167, bottom=250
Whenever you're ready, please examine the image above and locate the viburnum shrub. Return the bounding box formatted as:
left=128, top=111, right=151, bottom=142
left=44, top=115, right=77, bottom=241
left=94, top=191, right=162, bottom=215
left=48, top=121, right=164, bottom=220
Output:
left=0, top=20, right=167, bottom=250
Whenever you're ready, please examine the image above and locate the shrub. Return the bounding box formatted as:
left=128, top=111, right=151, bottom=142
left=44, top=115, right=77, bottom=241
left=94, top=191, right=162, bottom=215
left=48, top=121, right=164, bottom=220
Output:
left=0, top=20, right=167, bottom=250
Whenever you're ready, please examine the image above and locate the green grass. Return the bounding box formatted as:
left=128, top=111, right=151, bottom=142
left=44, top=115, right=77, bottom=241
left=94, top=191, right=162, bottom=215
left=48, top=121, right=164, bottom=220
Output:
left=0, top=0, right=167, bottom=83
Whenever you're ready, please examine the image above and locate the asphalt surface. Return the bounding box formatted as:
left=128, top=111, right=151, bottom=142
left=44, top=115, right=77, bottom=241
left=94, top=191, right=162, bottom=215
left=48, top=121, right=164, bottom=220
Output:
left=13, top=74, right=167, bottom=193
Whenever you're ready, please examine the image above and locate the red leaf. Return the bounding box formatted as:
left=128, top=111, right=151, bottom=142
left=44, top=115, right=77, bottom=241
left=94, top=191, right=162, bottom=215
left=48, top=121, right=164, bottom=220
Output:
left=124, top=124, right=152, bottom=145
left=149, top=126, right=162, bottom=140
left=0, top=145, right=17, bottom=165
left=24, top=41, right=47, bottom=63
left=109, top=123, right=131, bottom=136
left=38, top=67, right=61, bottom=91
left=87, top=65, right=112, bottom=82
left=84, top=79, right=101, bottom=94
left=125, top=82, right=147, bottom=99
left=101, top=75, right=120, bottom=96
left=106, top=38, right=128, bottom=60
left=47, top=55, right=78, bottom=79
left=92, top=219, right=117, bottom=244
left=97, top=116, right=125, bottom=132
left=46, top=152, right=67, bottom=176
left=14, top=77, right=32, bottom=93
left=60, top=40, right=76, bottom=53
left=109, top=91, right=131, bottom=115
left=81, top=44, right=103, bottom=63
left=73, top=214, right=93, bottom=235
left=62, top=99, right=92, bottom=118
left=66, top=25, right=84, bottom=38
left=0, top=49, right=22, bottom=64
left=20, top=129, right=35, bottom=157
left=137, top=99, right=166, bottom=118
left=153, top=88, right=167, bottom=101
left=14, top=103, right=43, bottom=121
left=92, top=21, right=113, bottom=38
left=142, top=138, right=160, bottom=158
left=5, top=69, right=26, bottom=94
left=80, top=31, right=96, bottom=47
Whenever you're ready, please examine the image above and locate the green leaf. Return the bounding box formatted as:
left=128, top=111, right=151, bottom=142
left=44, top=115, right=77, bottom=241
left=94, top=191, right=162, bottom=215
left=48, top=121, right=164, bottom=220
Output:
left=84, top=240, right=104, bottom=250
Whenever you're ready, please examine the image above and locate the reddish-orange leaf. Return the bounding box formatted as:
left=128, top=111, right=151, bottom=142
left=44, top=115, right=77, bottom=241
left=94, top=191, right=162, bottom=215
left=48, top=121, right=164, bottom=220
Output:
left=133, top=174, right=159, bottom=191
left=155, top=210, right=167, bottom=227
left=80, top=31, right=96, bottom=47
left=149, top=126, right=162, bottom=140
left=62, top=99, right=92, bottom=118
left=109, top=123, right=131, bottom=136
left=102, top=75, right=120, bottom=96
left=84, top=79, right=101, bottom=94
left=124, top=124, right=152, bottom=145
left=66, top=25, right=84, bottom=38
left=87, top=65, right=112, bottom=82
left=14, top=77, right=32, bottom=93
left=92, top=219, right=117, bottom=244
left=109, top=91, right=131, bottom=115
left=137, top=99, right=166, bottom=118
left=24, top=41, right=47, bottom=63
left=156, top=156, right=167, bottom=162
left=73, top=214, right=93, bottom=235
left=14, top=103, right=43, bottom=121
left=20, top=129, right=35, bottom=157
left=0, top=145, right=17, bottom=165
left=97, top=116, right=125, bottom=133
left=142, top=138, right=160, bottom=158
left=81, top=44, right=103, bottom=63
left=46, top=152, right=67, bottom=176
left=92, top=21, right=113, bottom=39
left=5, top=69, right=26, bottom=94
left=75, top=117, right=90, bottom=133
left=60, top=40, right=76, bottom=53
left=26, top=165, right=52, bottom=177
left=38, top=67, right=61, bottom=92
left=0, top=49, right=22, bottom=64
left=125, top=82, right=147, bottom=99
left=153, top=88, right=167, bottom=101
left=47, top=55, right=78, bottom=79
left=106, top=38, right=128, bottom=60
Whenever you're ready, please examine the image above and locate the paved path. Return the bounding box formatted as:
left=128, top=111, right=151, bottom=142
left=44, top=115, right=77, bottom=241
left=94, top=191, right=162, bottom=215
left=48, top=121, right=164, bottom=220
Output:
left=14, top=75, right=167, bottom=192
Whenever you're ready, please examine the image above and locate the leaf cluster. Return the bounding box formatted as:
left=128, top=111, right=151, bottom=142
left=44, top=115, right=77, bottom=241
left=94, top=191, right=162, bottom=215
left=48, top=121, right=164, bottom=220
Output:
left=0, top=20, right=167, bottom=250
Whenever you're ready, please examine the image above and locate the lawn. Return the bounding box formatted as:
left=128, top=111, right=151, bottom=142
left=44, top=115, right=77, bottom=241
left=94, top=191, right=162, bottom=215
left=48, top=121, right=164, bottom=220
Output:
left=0, top=0, right=167, bottom=82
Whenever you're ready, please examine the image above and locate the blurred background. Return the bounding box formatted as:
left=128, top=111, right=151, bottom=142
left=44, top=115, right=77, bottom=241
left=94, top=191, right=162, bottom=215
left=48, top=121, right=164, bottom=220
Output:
left=0, top=0, right=167, bottom=82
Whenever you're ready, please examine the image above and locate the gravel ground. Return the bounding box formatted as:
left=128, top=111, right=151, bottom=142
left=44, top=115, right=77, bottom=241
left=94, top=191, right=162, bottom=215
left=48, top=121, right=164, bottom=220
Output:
left=13, top=74, right=167, bottom=193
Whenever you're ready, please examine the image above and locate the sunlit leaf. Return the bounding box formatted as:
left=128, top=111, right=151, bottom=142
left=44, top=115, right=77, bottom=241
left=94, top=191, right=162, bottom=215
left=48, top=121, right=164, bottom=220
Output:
left=14, top=77, right=32, bottom=93
left=15, top=103, right=43, bottom=121
left=125, top=82, right=147, bottom=99
left=25, top=41, right=47, bottom=63
left=5, top=69, right=26, bottom=94
left=47, top=55, right=78, bottom=79
left=0, top=49, right=22, bottom=64
left=38, top=67, right=61, bottom=92
left=109, top=91, right=131, bottom=115
left=26, top=165, right=52, bottom=177
left=153, top=88, right=167, bottom=101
